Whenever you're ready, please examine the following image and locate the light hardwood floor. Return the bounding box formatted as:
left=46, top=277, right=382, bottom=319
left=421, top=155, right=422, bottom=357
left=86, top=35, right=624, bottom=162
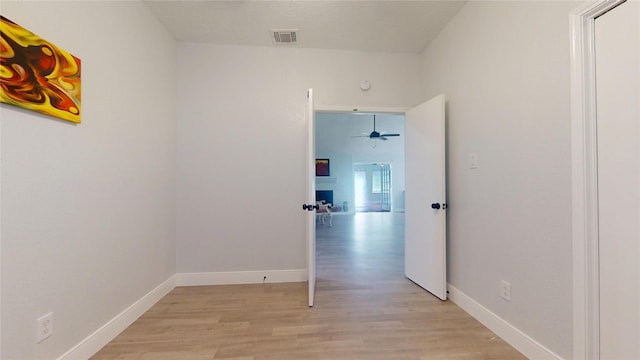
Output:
left=92, top=213, right=525, bottom=359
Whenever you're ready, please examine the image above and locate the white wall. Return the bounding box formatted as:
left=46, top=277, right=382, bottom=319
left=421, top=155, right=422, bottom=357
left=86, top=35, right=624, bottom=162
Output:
left=420, top=1, right=578, bottom=358
left=315, top=113, right=405, bottom=213
left=0, top=2, right=587, bottom=358
left=0, top=2, right=176, bottom=358
left=175, top=44, right=421, bottom=273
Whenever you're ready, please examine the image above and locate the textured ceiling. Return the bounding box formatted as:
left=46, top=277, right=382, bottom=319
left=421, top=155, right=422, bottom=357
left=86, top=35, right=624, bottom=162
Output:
left=144, top=1, right=466, bottom=54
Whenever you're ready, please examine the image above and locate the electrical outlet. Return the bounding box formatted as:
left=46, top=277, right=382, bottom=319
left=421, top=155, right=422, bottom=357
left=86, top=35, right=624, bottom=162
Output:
left=35, top=312, right=53, bottom=343
left=500, top=280, right=512, bottom=301
left=469, top=153, right=478, bottom=169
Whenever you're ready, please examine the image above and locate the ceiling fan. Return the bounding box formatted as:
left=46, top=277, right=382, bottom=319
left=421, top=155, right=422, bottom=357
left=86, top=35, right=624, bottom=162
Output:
left=352, top=115, right=400, bottom=141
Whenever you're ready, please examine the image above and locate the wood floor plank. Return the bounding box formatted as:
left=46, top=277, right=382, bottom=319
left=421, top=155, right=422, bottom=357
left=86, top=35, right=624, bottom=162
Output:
left=92, top=213, right=525, bottom=359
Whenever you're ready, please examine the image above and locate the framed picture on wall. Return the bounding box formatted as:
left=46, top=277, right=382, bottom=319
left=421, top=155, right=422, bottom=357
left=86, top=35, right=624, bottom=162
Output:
left=315, top=159, right=330, bottom=176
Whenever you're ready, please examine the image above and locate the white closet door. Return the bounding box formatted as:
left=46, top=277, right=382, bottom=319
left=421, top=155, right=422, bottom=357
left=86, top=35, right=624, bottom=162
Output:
left=595, top=1, right=640, bottom=358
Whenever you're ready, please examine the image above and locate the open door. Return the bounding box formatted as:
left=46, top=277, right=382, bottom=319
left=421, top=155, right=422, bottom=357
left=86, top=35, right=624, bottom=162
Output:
left=304, top=88, right=316, bottom=307
left=405, top=94, right=447, bottom=300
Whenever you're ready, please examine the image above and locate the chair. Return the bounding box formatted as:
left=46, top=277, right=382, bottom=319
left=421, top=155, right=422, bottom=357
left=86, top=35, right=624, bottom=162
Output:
left=316, top=201, right=333, bottom=226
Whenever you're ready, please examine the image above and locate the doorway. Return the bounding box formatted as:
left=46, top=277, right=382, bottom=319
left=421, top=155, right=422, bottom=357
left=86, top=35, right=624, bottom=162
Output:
left=314, top=111, right=406, bottom=286
left=310, top=94, right=447, bottom=303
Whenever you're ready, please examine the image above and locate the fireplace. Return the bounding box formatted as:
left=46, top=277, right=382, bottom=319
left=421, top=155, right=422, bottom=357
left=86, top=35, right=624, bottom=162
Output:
left=315, top=190, right=333, bottom=205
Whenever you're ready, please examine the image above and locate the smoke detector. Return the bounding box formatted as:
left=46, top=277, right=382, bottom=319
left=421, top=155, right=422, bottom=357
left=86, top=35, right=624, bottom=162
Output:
left=272, top=29, right=298, bottom=44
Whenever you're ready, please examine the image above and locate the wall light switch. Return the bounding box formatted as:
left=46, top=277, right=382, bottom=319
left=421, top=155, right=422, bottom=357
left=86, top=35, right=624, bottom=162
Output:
left=469, top=153, right=478, bottom=169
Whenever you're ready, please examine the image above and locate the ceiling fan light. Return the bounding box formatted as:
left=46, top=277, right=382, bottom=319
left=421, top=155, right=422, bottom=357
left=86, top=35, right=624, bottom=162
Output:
left=352, top=114, right=401, bottom=141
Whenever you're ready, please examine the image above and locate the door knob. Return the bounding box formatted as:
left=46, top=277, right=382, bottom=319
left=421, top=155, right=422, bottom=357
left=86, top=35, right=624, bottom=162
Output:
left=431, top=203, right=441, bottom=210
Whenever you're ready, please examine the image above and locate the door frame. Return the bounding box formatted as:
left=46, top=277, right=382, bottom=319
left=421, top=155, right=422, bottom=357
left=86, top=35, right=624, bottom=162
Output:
left=314, top=103, right=447, bottom=298
left=570, top=1, right=626, bottom=358
left=315, top=105, right=408, bottom=114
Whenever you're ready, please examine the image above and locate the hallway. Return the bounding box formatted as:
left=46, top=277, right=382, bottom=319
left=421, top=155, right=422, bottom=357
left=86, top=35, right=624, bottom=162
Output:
left=92, top=213, right=525, bottom=359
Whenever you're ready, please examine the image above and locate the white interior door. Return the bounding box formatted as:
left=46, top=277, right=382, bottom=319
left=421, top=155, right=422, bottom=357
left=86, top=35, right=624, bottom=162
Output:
left=405, top=94, right=447, bottom=300
left=595, top=2, right=640, bottom=358
left=305, top=88, right=316, bottom=307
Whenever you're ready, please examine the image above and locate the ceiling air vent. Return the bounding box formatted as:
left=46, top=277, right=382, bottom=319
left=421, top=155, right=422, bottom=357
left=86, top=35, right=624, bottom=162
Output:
left=272, top=30, right=298, bottom=44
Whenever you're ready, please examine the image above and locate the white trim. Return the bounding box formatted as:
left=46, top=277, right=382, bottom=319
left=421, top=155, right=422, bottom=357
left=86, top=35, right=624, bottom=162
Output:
left=57, top=276, right=175, bottom=360
left=315, top=105, right=408, bottom=114
left=175, top=269, right=307, bottom=287
left=447, top=285, right=563, bottom=360
left=570, top=1, right=625, bottom=359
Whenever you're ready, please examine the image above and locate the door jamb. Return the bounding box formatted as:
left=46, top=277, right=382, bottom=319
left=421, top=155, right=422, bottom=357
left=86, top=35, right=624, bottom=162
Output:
left=315, top=105, right=408, bottom=115
left=570, top=1, right=625, bottom=358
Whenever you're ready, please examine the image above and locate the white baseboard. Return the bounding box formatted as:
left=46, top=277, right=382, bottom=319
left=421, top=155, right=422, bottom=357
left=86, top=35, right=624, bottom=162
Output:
left=447, top=284, right=563, bottom=360
left=57, top=276, right=176, bottom=360
left=175, top=269, right=307, bottom=286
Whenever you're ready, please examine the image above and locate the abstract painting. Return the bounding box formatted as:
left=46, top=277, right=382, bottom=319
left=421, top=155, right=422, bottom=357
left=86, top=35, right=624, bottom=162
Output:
left=1, top=16, right=81, bottom=123
left=316, top=159, right=330, bottom=176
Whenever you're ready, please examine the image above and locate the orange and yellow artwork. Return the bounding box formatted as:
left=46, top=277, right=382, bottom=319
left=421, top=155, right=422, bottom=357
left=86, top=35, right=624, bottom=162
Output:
left=0, top=16, right=81, bottom=124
